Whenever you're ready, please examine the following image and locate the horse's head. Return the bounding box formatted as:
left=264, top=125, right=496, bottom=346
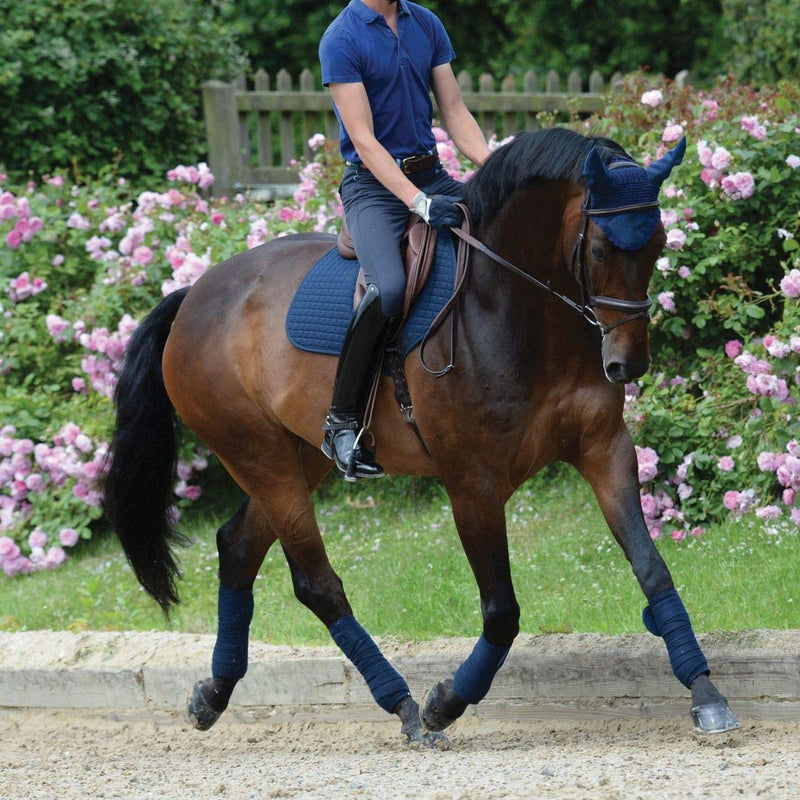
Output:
left=575, top=138, right=686, bottom=383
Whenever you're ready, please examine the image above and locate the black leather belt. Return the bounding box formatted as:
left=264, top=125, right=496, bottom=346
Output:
left=345, top=152, right=438, bottom=175
left=399, top=152, right=437, bottom=174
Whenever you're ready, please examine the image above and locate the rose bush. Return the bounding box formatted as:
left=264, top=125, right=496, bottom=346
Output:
left=0, top=148, right=351, bottom=575
left=587, top=75, right=800, bottom=538
left=1, top=74, right=799, bottom=576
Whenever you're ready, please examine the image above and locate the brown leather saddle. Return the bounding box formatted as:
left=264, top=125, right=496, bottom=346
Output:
left=332, top=208, right=472, bottom=446
left=337, top=214, right=438, bottom=317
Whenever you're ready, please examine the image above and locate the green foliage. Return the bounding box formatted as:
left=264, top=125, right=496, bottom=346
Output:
left=0, top=0, right=247, bottom=181
left=219, top=0, right=727, bottom=83
left=722, top=0, right=800, bottom=85
left=584, top=74, right=800, bottom=529
left=588, top=74, right=800, bottom=362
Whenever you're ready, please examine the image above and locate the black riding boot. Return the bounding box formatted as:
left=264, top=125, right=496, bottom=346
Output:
left=322, top=283, right=393, bottom=481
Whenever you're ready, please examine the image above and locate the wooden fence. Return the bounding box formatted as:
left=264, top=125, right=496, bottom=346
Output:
left=202, top=68, right=689, bottom=198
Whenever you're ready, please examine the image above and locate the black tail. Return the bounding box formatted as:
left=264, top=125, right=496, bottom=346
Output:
left=103, top=288, right=190, bottom=613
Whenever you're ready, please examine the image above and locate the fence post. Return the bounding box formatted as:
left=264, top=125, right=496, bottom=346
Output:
left=674, top=70, right=691, bottom=89
left=202, top=80, right=242, bottom=197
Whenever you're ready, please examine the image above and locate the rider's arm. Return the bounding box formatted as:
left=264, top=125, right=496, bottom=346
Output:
left=329, top=82, right=421, bottom=208
left=431, top=63, right=490, bottom=167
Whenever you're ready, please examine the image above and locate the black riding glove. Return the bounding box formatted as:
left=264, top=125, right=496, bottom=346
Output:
left=410, top=192, right=463, bottom=229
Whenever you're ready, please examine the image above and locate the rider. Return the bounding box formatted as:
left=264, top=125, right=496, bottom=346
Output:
left=319, top=0, right=491, bottom=481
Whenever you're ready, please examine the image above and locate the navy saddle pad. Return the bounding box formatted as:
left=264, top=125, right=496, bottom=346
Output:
left=286, top=229, right=457, bottom=361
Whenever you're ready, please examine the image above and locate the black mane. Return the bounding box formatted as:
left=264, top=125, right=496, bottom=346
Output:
left=463, top=127, right=631, bottom=228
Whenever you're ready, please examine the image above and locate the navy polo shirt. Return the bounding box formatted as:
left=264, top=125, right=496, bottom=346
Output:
left=319, top=0, right=455, bottom=162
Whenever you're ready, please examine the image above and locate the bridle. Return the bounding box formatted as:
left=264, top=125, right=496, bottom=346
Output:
left=420, top=189, right=659, bottom=376
left=451, top=186, right=658, bottom=336
left=571, top=187, right=658, bottom=334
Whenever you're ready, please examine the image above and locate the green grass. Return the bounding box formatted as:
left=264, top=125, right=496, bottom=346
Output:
left=1, top=469, right=798, bottom=643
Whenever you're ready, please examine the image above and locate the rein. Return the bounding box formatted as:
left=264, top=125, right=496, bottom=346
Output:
left=419, top=197, right=656, bottom=376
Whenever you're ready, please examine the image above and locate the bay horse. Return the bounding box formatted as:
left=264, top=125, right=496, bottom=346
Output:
left=104, top=127, right=740, bottom=745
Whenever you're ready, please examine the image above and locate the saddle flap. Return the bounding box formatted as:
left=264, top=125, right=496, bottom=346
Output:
left=337, top=218, right=357, bottom=259
left=351, top=214, right=437, bottom=315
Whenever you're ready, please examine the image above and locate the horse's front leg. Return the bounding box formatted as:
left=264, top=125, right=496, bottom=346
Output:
left=422, top=477, right=520, bottom=731
left=574, top=424, right=741, bottom=733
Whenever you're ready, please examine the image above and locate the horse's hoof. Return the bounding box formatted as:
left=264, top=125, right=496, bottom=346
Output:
left=691, top=701, right=742, bottom=734
left=395, top=695, right=451, bottom=749
left=407, top=727, right=451, bottom=750
left=187, top=679, right=223, bottom=731
left=420, top=680, right=466, bottom=732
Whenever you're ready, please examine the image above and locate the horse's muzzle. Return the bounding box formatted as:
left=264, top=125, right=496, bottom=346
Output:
left=603, top=355, right=650, bottom=384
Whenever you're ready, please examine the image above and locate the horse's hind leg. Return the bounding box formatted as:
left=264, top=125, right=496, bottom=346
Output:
left=280, top=545, right=444, bottom=747
left=208, top=438, right=445, bottom=747
left=575, top=423, right=740, bottom=733
left=188, top=498, right=278, bottom=730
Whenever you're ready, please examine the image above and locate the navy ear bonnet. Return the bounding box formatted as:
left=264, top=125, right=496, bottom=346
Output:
left=582, top=138, right=686, bottom=251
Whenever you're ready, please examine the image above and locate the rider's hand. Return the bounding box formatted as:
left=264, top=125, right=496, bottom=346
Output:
left=410, top=192, right=463, bottom=229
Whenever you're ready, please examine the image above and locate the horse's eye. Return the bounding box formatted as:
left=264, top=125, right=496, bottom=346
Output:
left=591, top=246, right=607, bottom=262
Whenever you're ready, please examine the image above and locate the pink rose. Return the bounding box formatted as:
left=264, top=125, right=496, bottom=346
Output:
left=717, top=456, right=735, bottom=472
left=723, top=490, right=740, bottom=511
left=28, top=529, right=48, bottom=549
left=697, top=140, right=713, bottom=168
left=741, top=115, right=767, bottom=140
left=133, top=246, right=153, bottom=265
left=641, top=90, right=663, bottom=107
left=59, top=528, right=79, bottom=547
left=721, top=172, right=755, bottom=200
left=44, top=546, right=67, bottom=568
left=640, top=493, right=657, bottom=517
left=665, top=229, right=686, bottom=250
left=662, top=123, right=684, bottom=143
left=755, top=506, right=781, bottom=520
left=636, top=446, right=659, bottom=483
left=0, top=536, right=18, bottom=557
left=657, top=291, right=675, bottom=312
left=780, top=269, right=800, bottom=299
left=710, top=147, right=731, bottom=170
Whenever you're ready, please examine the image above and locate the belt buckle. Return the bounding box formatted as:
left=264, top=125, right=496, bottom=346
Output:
left=401, top=155, right=421, bottom=173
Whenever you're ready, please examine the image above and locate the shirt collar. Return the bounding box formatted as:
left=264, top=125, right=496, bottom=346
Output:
left=349, top=0, right=409, bottom=24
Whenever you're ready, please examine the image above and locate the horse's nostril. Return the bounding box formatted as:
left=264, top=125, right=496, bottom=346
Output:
left=605, top=358, right=650, bottom=383
left=604, top=362, right=628, bottom=383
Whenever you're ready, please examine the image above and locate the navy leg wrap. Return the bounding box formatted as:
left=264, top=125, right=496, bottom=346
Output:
left=329, top=615, right=410, bottom=714
left=452, top=634, right=511, bottom=704
left=211, top=584, right=254, bottom=681
left=642, top=588, right=709, bottom=688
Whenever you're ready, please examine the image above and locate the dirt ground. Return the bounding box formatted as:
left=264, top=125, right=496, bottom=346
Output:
left=2, top=708, right=799, bottom=800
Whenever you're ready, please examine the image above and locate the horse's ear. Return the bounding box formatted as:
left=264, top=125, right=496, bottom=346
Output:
left=646, top=137, right=687, bottom=188
left=583, top=147, right=610, bottom=192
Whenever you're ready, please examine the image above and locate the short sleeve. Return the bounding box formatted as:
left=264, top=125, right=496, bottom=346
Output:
left=428, top=12, right=456, bottom=67
left=319, top=30, right=362, bottom=86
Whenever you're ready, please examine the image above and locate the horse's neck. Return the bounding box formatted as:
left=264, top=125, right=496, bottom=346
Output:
left=467, top=188, right=574, bottom=327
